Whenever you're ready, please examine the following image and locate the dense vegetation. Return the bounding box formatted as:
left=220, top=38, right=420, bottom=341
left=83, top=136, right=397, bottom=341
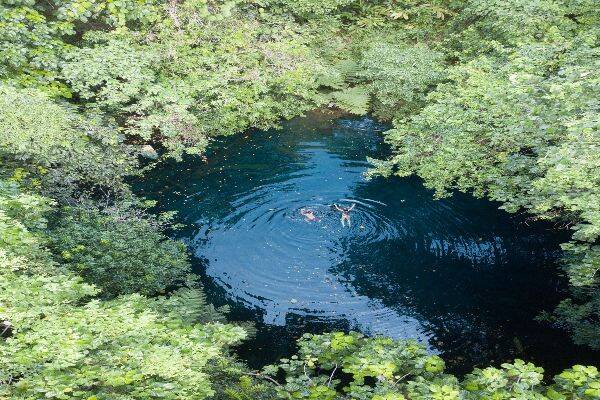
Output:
left=0, top=0, right=598, bottom=399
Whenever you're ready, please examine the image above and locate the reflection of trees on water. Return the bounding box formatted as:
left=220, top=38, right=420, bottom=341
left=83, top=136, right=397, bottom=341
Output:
left=135, top=131, right=308, bottom=228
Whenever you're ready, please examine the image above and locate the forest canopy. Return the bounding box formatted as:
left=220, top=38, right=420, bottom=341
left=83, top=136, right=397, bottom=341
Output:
left=0, top=0, right=598, bottom=399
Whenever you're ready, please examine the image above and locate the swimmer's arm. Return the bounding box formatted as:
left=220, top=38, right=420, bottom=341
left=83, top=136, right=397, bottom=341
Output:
left=348, top=203, right=356, bottom=211
left=334, top=204, right=342, bottom=211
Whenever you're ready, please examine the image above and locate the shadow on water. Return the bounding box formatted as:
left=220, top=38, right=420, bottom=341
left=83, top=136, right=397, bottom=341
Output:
left=134, top=114, right=599, bottom=375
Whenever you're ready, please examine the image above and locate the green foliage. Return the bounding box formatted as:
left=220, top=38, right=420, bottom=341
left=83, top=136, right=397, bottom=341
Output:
left=0, top=84, right=137, bottom=200
left=1, top=0, right=599, bottom=398
left=265, top=332, right=449, bottom=400
left=0, top=0, right=159, bottom=90
left=553, top=365, right=600, bottom=399
left=0, top=181, right=55, bottom=268
left=2, top=0, right=328, bottom=159
left=49, top=203, right=191, bottom=298
left=264, top=0, right=357, bottom=18
left=2, top=293, right=244, bottom=400
left=59, top=2, right=326, bottom=159
left=553, top=294, right=600, bottom=350
left=0, top=181, right=248, bottom=400
left=445, top=0, right=574, bottom=60
left=373, top=1, right=600, bottom=349
left=463, top=360, right=545, bottom=398
left=331, top=86, right=371, bottom=115
left=361, top=43, right=446, bottom=119
left=265, top=333, right=600, bottom=400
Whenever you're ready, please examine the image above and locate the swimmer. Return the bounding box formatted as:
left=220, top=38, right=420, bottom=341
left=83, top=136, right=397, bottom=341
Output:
left=300, top=208, right=320, bottom=222
left=334, top=203, right=355, bottom=227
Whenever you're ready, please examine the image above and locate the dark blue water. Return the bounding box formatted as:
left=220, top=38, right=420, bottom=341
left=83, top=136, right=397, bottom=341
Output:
left=136, top=114, right=598, bottom=375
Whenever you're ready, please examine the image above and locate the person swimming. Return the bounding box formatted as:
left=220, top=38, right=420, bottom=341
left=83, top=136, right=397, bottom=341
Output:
left=334, top=203, right=355, bottom=227
left=300, top=208, right=320, bottom=222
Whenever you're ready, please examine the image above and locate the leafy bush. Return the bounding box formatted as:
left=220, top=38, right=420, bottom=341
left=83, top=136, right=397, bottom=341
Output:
left=0, top=85, right=137, bottom=200
left=50, top=204, right=191, bottom=298
left=260, top=332, right=600, bottom=400
left=361, top=43, right=446, bottom=119
left=59, top=4, right=326, bottom=159
left=264, top=0, right=357, bottom=18
left=0, top=0, right=160, bottom=90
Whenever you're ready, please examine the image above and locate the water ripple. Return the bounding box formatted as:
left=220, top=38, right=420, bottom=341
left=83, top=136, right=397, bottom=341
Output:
left=136, top=115, right=596, bottom=374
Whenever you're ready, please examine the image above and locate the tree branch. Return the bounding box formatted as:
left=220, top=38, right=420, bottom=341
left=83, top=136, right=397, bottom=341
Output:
left=243, top=372, right=281, bottom=387
left=327, top=364, right=338, bottom=387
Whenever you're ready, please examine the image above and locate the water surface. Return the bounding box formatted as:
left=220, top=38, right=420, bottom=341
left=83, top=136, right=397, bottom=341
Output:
left=137, top=114, right=598, bottom=374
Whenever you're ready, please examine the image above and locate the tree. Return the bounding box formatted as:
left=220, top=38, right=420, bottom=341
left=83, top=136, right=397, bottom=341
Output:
left=372, top=0, right=600, bottom=348
left=0, top=84, right=137, bottom=201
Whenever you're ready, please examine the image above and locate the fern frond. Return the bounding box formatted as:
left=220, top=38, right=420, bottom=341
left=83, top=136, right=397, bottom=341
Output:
left=155, top=287, right=228, bottom=324
left=316, top=68, right=346, bottom=89
left=331, top=86, right=371, bottom=115
left=335, top=59, right=362, bottom=84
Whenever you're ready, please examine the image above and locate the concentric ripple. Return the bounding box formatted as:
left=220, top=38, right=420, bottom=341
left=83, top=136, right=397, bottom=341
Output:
left=136, top=115, right=599, bottom=374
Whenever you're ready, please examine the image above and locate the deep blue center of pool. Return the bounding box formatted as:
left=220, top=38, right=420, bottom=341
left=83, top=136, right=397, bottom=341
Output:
left=136, top=115, right=597, bottom=374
